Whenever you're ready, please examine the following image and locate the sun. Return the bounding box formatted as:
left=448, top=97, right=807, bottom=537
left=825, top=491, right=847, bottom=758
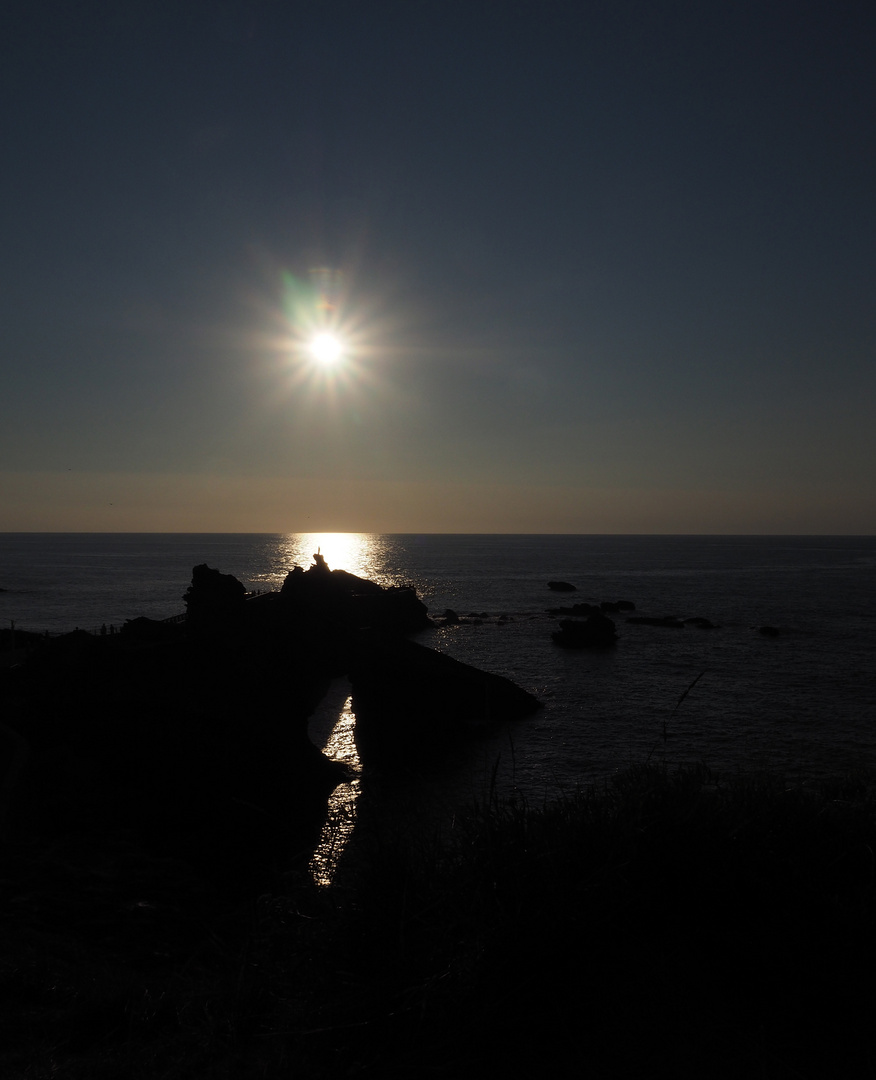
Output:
left=308, top=332, right=344, bottom=367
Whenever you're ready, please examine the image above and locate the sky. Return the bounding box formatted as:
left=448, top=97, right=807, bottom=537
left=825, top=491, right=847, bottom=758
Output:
left=2, top=0, right=874, bottom=533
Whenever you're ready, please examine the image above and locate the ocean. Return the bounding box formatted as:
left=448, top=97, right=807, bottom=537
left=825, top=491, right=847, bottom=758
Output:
left=2, top=533, right=876, bottom=802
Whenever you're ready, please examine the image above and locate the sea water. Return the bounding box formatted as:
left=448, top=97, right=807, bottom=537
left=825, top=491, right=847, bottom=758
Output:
left=2, top=533, right=875, bottom=797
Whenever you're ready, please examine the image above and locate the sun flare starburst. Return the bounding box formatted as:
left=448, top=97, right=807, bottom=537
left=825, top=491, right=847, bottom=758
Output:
left=308, top=332, right=344, bottom=367
left=250, top=261, right=402, bottom=412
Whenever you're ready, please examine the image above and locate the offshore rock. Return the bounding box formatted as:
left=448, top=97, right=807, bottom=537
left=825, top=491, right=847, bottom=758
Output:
left=547, top=602, right=599, bottom=616
left=600, top=600, right=637, bottom=613
left=551, top=613, right=618, bottom=649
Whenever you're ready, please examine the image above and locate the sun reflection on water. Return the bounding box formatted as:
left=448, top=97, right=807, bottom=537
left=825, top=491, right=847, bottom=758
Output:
left=309, top=694, right=362, bottom=887
left=279, top=533, right=394, bottom=586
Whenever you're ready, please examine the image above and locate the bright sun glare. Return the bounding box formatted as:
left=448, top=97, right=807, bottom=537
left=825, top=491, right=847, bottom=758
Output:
left=308, top=333, right=343, bottom=367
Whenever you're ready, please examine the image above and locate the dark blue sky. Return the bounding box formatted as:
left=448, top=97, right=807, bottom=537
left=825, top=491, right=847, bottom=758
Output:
left=3, top=0, right=874, bottom=531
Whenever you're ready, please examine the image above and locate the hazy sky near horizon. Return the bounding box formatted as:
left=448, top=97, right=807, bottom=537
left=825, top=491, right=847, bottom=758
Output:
left=2, top=0, right=874, bottom=533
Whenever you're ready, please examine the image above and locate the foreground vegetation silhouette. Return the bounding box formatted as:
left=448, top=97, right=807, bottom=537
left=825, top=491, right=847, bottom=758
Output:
left=2, top=762, right=875, bottom=1078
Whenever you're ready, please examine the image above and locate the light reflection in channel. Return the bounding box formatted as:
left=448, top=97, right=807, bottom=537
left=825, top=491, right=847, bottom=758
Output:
left=309, top=695, right=362, bottom=887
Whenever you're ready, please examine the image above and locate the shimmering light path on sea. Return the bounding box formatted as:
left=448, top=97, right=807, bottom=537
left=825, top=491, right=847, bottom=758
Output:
left=308, top=685, right=362, bottom=886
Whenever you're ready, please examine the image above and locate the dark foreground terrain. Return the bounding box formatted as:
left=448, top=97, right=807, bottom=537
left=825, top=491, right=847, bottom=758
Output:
left=2, top=562, right=875, bottom=1077
left=3, top=760, right=876, bottom=1079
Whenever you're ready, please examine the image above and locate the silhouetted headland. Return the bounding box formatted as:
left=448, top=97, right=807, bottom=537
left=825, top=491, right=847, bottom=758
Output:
left=1, top=551, right=540, bottom=890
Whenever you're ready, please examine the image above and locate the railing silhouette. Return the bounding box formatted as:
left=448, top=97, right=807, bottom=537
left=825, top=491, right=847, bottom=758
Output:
left=4, top=610, right=189, bottom=642
left=5, top=591, right=267, bottom=643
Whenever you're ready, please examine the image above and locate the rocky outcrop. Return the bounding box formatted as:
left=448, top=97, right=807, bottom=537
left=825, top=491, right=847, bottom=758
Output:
left=347, top=587, right=430, bottom=634
left=551, top=613, right=618, bottom=648
left=548, top=600, right=636, bottom=617
left=547, top=581, right=577, bottom=592
left=349, top=633, right=542, bottom=760
left=183, top=563, right=247, bottom=636
left=2, top=554, right=538, bottom=886
left=278, top=553, right=429, bottom=635
left=620, top=608, right=719, bottom=630
left=547, top=601, right=599, bottom=616
left=3, top=611, right=341, bottom=888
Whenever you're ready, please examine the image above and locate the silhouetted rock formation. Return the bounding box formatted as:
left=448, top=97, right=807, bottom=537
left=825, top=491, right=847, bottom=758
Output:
left=547, top=601, right=598, bottom=616
left=350, top=586, right=430, bottom=634
left=278, top=552, right=429, bottom=636
left=551, top=613, right=618, bottom=648
left=548, top=599, right=636, bottom=617
left=547, top=580, right=577, bottom=592
left=349, top=633, right=542, bottom=760
left=3, top=617, right=340, bottom=890
left=183, top=563, right=247, bottom=637
left=1, top=553, right=535, bottom=889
